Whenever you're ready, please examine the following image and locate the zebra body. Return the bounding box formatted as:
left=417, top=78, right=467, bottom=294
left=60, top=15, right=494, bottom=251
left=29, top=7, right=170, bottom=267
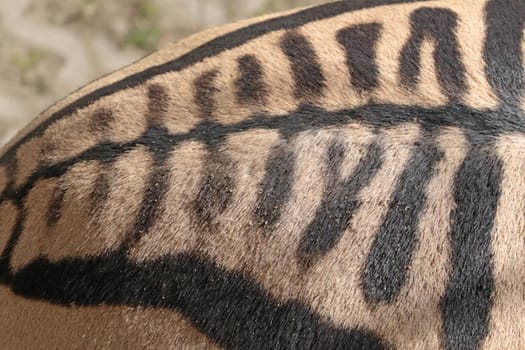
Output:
left=0, top=0, right=524, bottom=349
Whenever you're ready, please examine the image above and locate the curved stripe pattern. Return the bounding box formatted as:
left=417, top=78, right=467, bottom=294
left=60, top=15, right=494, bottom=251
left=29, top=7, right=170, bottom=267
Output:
left=1, top=2, right=525, bottom=347
left=0, top=103, right=522, bottom=210
left=399, top=7, right=466, bottom=102
left=11, top=251, right=392, bottom=350
left=0, top=0, right=430, bottom=166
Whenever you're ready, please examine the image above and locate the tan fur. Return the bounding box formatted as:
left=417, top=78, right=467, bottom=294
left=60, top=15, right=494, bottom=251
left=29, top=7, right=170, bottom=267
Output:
left=2, top=0, right=499, bottom=185
left=456, top=0, right=499, bottom=109
left=0, top=166, right=7, bottom=195
left=0, top=5, right=310, bottom=157
left=1, top=0, right=524, bottom=348
left=130, top=141, right=208, bottom=260
left=0, top=201, right=17, bottom=253
left=11, top=147, right=152, bottom=271
left=0, top=286, right=219, bottom=350
left=483, top=135, right=525, bottom=349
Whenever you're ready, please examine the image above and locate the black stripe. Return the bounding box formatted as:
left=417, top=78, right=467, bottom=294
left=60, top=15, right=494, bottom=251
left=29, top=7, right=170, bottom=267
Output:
left=298, top=140, right=384, bottom=267
left=121, top=84, right=173, bottom=249
left=147, top=84, right=171, bottom=125
left=194, top=70, right=220, bottom=121
left=89, top=169, right=111, bottom=218
left=0, top=0, right=429, bottom=166
left=87, top=106, right=117, bottom=217
left=440, top=147, right=501, bottom=350
left=2, top=103, right=523, bottom=208
left=120, top=126, right=173, bottom=250
left=280, top=31, right=326, bottom=99
left=254, top=140, right=295, bottom=231
left=484, top=0, right=525, bottom=107
left=192, top=153, right=236, bottom=232
left=46, top=183, right=67, bottom=227
left=235, top=54, right=268, bottom=104
left=336, top=23, right=382, bottom=93
left=192, top=70, right=236, bottom=231
left=362, top=135, right=443, bottom=303
left=0, top=201, right=23, bottom=282
left=88, top=108, right=114, bottom=133
left=10, top=251, right=392, bottom=350
left=399, top=8, right=466, bottom=102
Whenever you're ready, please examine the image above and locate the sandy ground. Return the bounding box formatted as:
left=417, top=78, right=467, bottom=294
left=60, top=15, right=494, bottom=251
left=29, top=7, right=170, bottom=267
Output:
left=0, top=0, right=323, bottom=146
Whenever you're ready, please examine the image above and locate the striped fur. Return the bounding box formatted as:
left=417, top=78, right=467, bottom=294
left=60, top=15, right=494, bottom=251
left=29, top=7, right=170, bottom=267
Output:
left=1, top=0, right=524, bottom=349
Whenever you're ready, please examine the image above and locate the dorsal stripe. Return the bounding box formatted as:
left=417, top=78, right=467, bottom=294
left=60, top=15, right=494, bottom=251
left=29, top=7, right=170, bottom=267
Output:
left=0, top=0, right=430, bottom=166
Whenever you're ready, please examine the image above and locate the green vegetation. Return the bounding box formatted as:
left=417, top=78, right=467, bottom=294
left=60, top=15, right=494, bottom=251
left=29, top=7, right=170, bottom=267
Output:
left=137, top=0, right=158, bottom=20
left=122, top=0, right=161, bottom=51
left=123, top=27, right=161, bottom=50
left=11, top=48, right=46, bottom=73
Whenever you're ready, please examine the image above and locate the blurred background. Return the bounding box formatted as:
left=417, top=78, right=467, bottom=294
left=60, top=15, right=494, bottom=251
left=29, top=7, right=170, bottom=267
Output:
left=0, top=0, right=324, bottom=146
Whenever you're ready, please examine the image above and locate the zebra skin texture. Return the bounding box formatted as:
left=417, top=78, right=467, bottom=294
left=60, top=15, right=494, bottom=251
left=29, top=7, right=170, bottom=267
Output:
left=0, top=0, right=524, bottom=349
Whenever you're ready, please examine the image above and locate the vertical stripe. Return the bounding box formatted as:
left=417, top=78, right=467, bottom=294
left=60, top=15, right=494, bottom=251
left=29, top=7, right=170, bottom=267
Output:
left=0, top=0, right=435, bottom=170
left=235, top=54, right=268, bottom=104
left=362, top=134, right=443, bottom=303
left=0, top=167, right=8, bottom=198
left=46, top=184, right=67, bottom=227
left=121, top=127, right=172, bottom=249
left=192, top=70, right=236, bottom=231
left=280, top=31, right=326, bottom=99
left=0, top=202, right=18, bottom=257
left=85, top=149, right=123, bottom=227
left=87, top=109, right=115, bottom=218
left=482, top=135, right=525, bottom=349
left=336, top=23, right=382, bottom=93
left=0, top=201, right=20, bottom=283
left=0, top=160, right=23, bottom=274
left=441, top=146, right=502, bottom=350
left=254, top=140, right=295, bottom=231
left=194, top=71, right=220, bottom=120
left=0, top=203, right=23, bottom=282
left=90, top=168, right=111, bottom=217
left=399, top=8, right=466, bottom=102
left=121, top=84, right=173, bottom=249
left=88, top=108, right=114, bottom=133
left=484, top=0, right=525, bottom=107
left=0, top=173, right=10, bottom=221
left=193, top=152, right=236, bottom=232
left=129, top=141, right=207, bottom=261
left=298, top=140, right=384, bottom=267
left=147, top=83, right=171, bottom=125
